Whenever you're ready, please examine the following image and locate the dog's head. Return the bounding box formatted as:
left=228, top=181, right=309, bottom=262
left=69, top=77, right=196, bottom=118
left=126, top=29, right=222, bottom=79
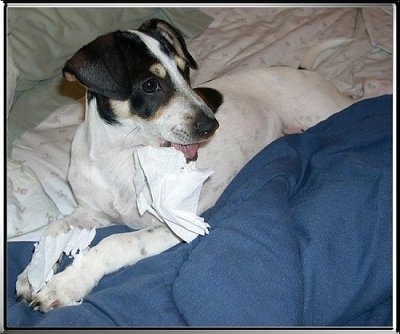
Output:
left=62, top=19, right=222, bottom=161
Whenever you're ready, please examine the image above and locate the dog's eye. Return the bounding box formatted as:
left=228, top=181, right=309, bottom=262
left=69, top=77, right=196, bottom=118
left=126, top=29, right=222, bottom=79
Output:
left=142, top=78, right=160, bottom=94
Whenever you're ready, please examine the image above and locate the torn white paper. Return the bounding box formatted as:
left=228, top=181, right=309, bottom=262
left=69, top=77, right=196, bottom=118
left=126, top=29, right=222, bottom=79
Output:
left=27, top=226, right=96, bottom=294
left=133, top=146, right=213, bottom=243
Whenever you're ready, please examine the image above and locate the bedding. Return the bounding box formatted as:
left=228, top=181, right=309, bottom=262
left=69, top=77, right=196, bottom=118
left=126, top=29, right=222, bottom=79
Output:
left=7, top=95, right=393, bottom=326
left=5, top=5, right=394, bottom=328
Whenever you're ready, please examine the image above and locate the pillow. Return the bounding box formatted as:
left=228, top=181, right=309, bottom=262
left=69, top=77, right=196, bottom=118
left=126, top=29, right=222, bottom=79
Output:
left=6, top=40, right=18, bottom=118
left=8, top=7, right=213, bottom=91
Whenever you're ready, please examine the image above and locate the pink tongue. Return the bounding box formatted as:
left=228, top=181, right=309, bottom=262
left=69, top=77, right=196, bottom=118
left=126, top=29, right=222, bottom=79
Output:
left=172, top=143, right=200, bottom=160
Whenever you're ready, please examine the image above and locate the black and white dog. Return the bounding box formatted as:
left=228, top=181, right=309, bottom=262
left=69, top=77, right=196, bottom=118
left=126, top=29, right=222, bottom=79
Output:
left=16, top=19, right=352, bottom=312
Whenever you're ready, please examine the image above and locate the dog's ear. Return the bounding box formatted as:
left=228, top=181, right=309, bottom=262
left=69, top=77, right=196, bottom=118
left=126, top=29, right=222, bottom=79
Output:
left=193, top=87, right=223, bottom=114
left=62, top=31, right=132, bottom=100
left=139, top=19, right=198, bottom=70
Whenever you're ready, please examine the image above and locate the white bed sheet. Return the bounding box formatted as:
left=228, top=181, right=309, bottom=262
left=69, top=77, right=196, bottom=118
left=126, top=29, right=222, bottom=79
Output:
left=7, top=6, right=394, bottom=241
left=9, top=100, right=84, bottom=241
left=189, top=7, right=393, bottom=99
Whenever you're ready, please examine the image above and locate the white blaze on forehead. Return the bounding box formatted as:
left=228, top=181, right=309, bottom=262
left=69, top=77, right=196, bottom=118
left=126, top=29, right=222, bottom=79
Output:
left=129, top=30, right=187, bottom=90
left=128, top=30, right=215, bottom=118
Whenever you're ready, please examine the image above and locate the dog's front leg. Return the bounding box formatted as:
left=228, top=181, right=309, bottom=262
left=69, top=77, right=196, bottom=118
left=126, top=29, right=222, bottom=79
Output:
left=30, top=224, right=181, bottom=313
left=16, top=207, right=109, bottom=303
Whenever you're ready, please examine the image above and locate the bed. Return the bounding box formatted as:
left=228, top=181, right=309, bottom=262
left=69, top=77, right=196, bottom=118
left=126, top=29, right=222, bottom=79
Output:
left=5, top=6, right=394, bottom=328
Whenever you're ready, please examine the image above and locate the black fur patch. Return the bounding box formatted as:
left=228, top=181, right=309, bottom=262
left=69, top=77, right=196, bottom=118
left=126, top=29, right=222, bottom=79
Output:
left=193, top=87, right=224, bottom=114
left=90, top=32, right=177, bottom=122
left=86, top=91, right=119, bottom=125
left=96, top=93, right=120, bottom=125
left=128, top=75, right=175, bottom=119
left=103, top=31, right=192, bottom=121
left=65, top=28, right=194, bottom=124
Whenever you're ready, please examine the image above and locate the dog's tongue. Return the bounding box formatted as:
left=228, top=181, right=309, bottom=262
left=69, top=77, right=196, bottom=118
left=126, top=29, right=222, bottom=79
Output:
left=171, top=143, right=200, bottom=161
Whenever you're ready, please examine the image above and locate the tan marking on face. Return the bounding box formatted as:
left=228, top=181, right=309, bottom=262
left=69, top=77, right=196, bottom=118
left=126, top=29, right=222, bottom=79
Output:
left=174, top=55, right=186, bottom=71
left=149, top=63, right=167, bottom=78
left=110, top=99, right=131, bottom=118
left=146, top=96, right=188, bottom=125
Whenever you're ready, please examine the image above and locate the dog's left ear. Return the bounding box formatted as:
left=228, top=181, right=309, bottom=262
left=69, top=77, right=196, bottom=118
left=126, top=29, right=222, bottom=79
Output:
left=139, top=19, right=198, bottom=70
left=194, top=87, right=223, bottom=114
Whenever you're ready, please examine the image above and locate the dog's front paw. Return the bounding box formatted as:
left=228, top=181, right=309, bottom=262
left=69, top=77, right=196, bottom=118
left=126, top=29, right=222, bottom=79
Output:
left=16, top=268, right=33, bottom=303
left=29, top=270, right=86, bottom=313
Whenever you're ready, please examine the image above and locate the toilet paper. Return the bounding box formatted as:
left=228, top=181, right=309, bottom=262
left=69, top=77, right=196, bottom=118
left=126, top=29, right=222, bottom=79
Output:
left=27, top=226, right=96, bottom=294
left=133, top=146, right=213, bottom=243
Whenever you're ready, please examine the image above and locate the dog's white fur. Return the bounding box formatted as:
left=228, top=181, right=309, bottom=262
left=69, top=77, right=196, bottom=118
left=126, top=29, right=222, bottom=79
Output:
left=16, top=26, right=353, bottom=313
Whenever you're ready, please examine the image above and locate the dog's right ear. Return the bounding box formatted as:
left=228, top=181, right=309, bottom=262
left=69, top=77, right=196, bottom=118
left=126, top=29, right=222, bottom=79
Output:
left=62, top=31, right=132, bottom=100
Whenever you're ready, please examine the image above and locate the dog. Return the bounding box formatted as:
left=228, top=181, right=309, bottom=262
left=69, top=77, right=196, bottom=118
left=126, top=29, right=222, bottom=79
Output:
left=15, top=19, right=353, bottom=313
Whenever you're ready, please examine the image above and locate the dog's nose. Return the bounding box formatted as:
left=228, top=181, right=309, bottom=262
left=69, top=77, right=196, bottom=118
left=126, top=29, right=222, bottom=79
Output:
left=195, top=116, right=219, bottom=138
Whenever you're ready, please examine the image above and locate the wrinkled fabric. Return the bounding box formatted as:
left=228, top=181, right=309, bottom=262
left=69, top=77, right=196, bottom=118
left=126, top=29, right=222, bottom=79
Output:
left=7, top=95, right=392, bottom=327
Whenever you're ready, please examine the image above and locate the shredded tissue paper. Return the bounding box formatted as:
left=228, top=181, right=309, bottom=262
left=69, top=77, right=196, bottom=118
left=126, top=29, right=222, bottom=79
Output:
left=28, top=226, right=96, bottom=294
left=27, top=146, right=213, bottom=292
left=133, top=146, right=213, bottom=243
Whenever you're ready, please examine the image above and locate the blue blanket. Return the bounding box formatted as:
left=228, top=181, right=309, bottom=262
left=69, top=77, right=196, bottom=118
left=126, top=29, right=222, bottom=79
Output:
left=6, top=95, right=393, bottom=327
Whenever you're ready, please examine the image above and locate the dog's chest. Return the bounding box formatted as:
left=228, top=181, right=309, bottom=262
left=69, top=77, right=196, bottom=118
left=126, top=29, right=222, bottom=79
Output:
left=68, top=141, right=156, bottom=228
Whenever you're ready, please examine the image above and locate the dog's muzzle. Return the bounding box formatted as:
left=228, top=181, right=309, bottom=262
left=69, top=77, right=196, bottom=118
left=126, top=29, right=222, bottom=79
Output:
left=163, top=115, right=219, bottom=163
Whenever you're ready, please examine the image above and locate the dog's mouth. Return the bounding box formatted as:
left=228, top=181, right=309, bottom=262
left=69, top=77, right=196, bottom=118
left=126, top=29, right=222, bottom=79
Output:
left=161, top=141, right=200, bottom=162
